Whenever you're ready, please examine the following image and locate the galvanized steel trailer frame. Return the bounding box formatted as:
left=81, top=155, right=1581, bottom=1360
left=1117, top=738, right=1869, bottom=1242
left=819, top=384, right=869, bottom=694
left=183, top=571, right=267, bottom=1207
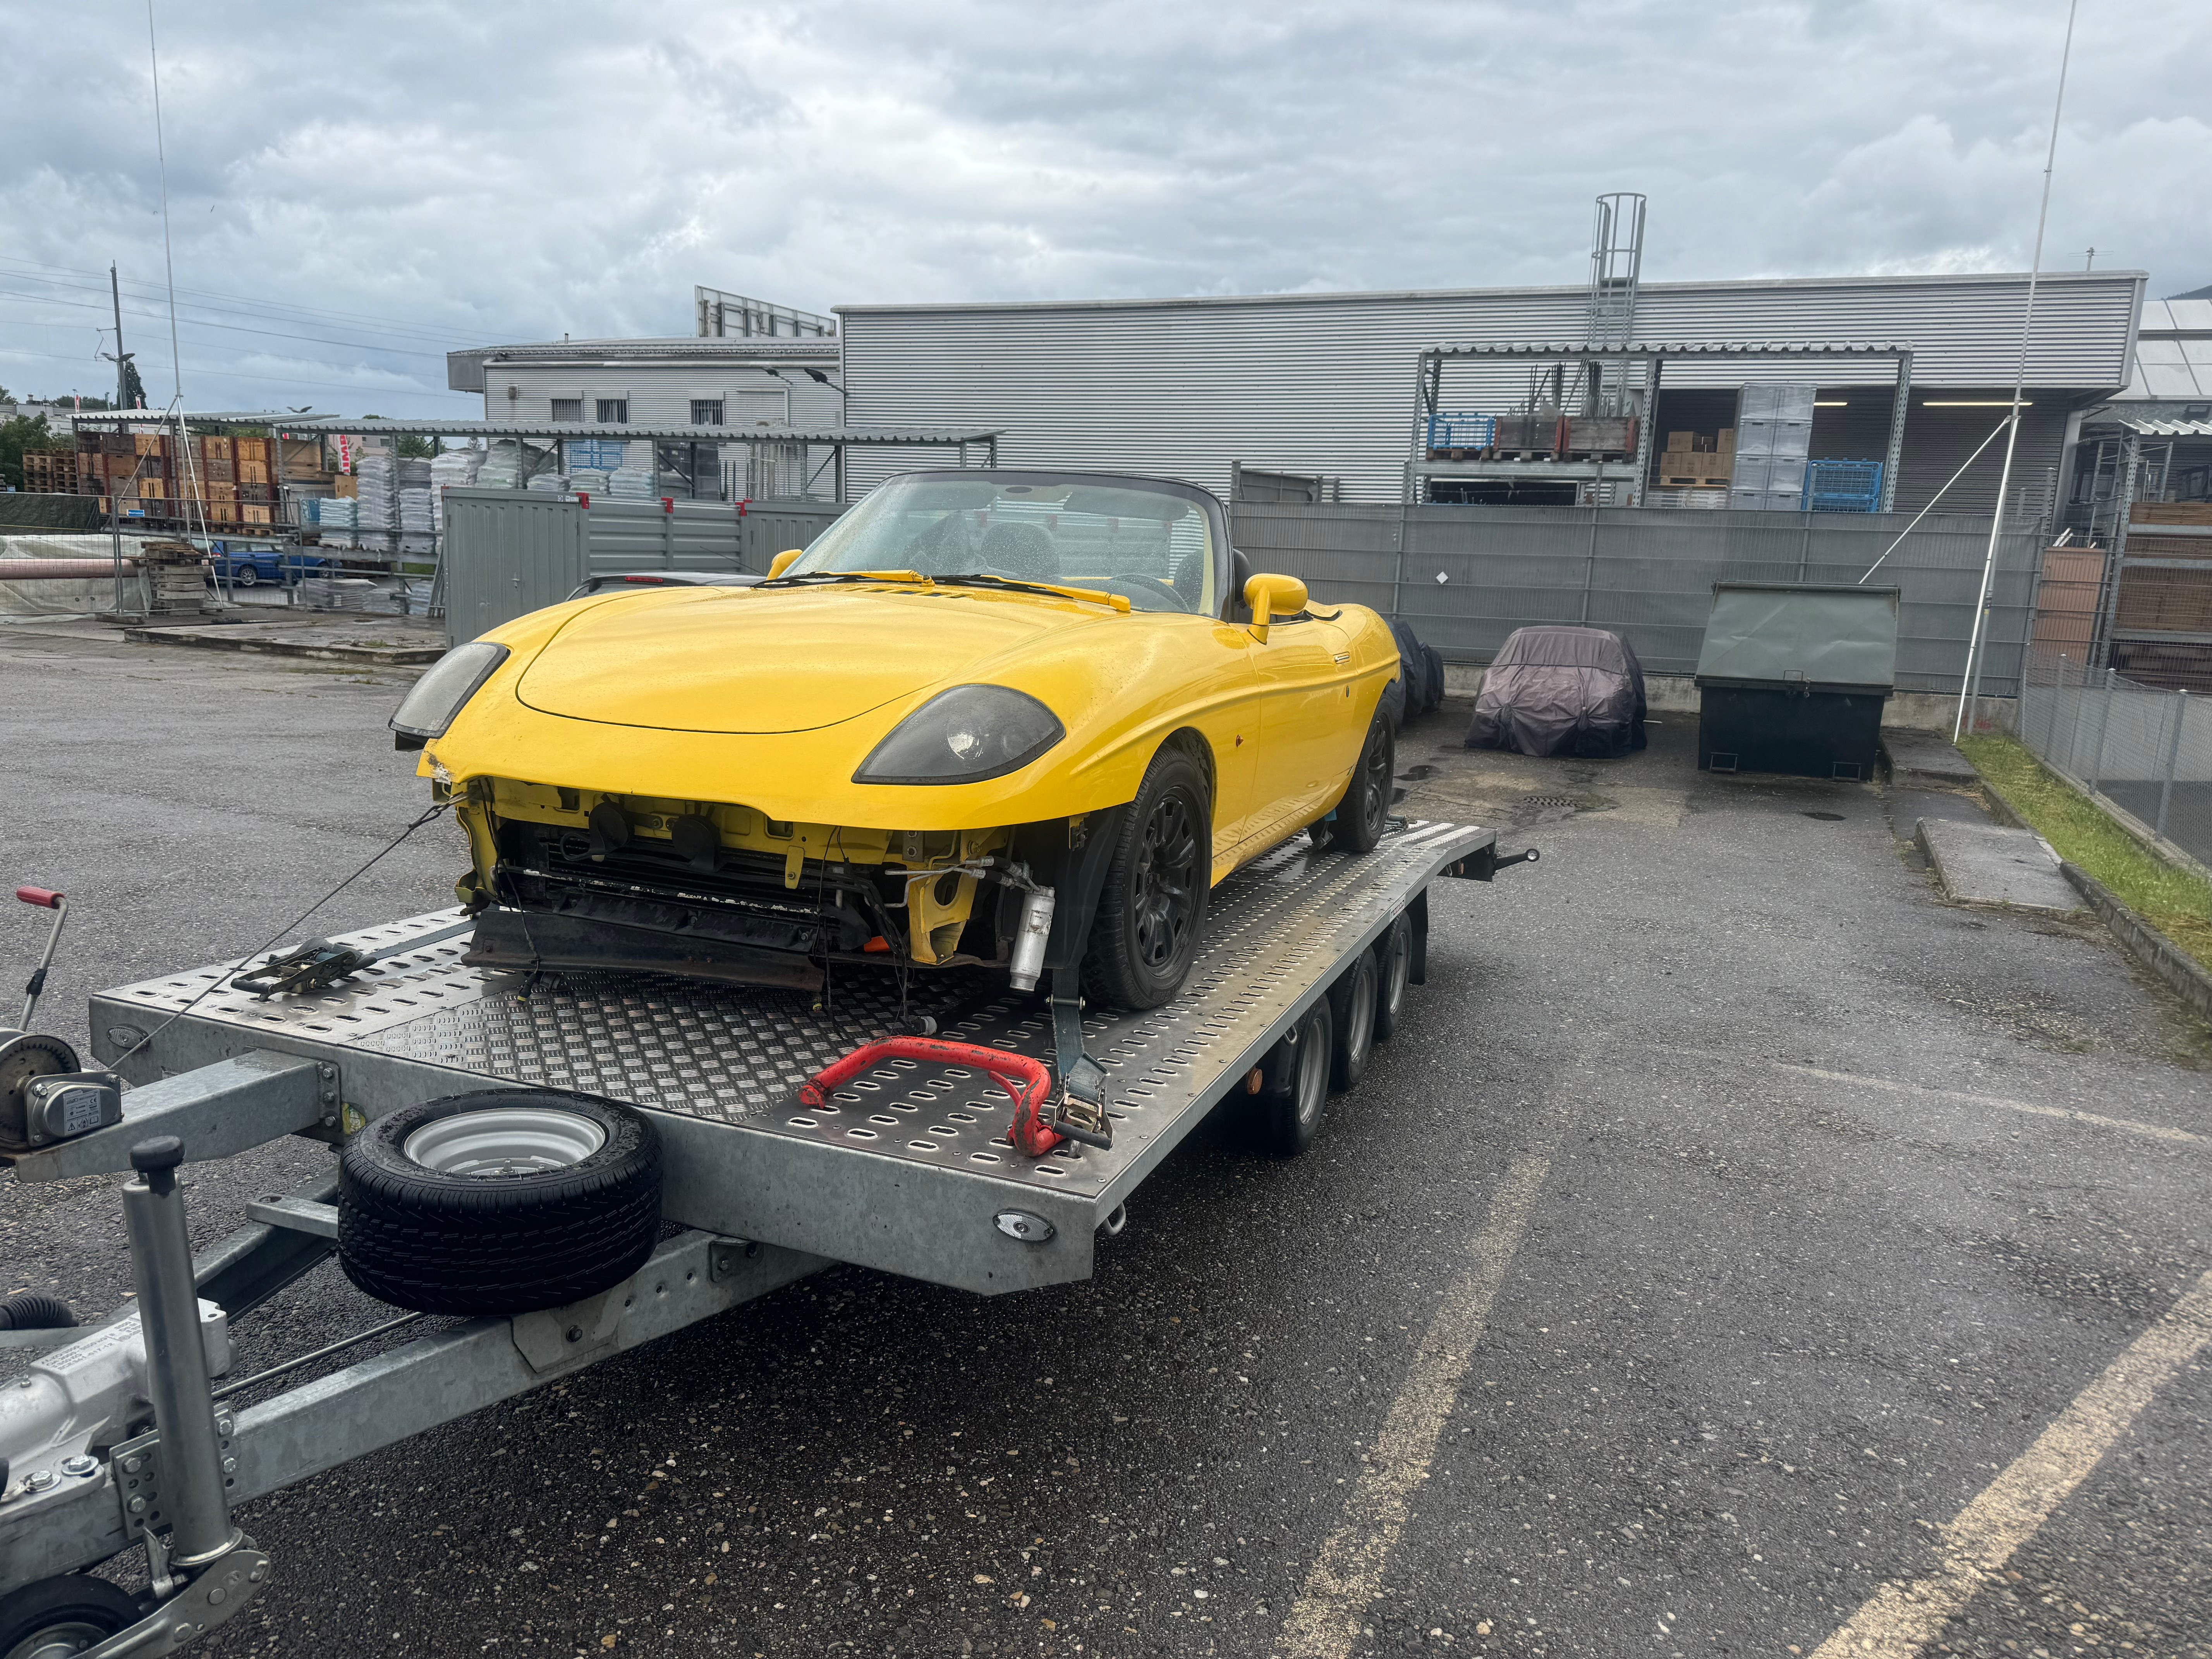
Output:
left=0, top=819, right=1497, bottom=1635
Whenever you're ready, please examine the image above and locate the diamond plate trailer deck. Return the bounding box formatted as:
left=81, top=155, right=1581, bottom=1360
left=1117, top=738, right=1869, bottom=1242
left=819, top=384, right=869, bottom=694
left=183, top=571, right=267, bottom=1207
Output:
left=0, top=819, right=1504, bottom=1641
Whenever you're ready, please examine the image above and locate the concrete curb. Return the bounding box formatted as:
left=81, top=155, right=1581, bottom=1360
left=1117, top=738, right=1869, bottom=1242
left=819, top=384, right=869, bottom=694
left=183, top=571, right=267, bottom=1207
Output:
left=1974, top=771, right=2212, bottom=1025
left=122, top=627, right=443, bottom=666
left=2057, top=860, right=2212, bottom=1025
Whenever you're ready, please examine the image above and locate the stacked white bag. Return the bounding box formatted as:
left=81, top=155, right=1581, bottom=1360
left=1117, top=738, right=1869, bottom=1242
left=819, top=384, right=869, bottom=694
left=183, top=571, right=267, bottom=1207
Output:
left=428, top=446, right=484, bottom=534
left=354, top=453, right=396, bottom=535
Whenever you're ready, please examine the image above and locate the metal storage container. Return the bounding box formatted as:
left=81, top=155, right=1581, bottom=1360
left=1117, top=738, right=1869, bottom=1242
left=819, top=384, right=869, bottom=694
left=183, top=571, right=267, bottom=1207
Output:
left=1693, top=582, right=1899, bottom=779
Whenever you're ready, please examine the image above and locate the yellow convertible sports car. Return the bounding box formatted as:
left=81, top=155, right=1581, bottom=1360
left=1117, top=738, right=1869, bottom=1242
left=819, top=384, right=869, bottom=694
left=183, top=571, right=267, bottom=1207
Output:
left=392, top=469, right=1400, bottom=1029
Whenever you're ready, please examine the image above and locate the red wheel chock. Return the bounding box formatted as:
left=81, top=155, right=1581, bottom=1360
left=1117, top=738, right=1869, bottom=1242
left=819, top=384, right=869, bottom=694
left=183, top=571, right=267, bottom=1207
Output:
left=799, top=1036, right=1063, bottom=1157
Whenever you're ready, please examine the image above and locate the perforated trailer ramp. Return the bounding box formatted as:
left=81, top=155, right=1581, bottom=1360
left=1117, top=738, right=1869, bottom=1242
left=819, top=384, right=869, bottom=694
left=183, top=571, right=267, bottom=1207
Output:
left=92, top=820, right=1494, bottom=1296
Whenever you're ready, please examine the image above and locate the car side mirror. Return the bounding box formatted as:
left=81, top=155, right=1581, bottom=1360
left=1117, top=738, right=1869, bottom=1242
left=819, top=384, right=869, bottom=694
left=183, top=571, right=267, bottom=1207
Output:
left=767, top=548, right=804, bottom=579
left=1242, top=572, right=1309, bottom=642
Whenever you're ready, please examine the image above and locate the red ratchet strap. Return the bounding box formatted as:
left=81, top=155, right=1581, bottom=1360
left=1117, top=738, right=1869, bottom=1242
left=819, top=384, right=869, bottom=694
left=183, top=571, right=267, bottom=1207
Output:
left=799, top=1036, right=1062, bottom=1157
left=15, top=886, right=63, bottom=909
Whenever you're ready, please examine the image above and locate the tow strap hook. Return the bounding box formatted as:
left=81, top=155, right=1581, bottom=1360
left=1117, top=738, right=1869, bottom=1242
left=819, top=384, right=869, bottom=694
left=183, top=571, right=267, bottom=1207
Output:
left=234, top=916, right=476, bottom=998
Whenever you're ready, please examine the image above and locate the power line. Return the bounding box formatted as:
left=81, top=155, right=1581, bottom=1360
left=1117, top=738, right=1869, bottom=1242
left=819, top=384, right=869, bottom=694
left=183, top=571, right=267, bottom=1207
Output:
left=0, top=264, right=471, bottom=350
left=0, top=341, right=471, bottom=401
left=0, top=286, right=455, bottom=360
left=0, top=254, right=482, bottom=347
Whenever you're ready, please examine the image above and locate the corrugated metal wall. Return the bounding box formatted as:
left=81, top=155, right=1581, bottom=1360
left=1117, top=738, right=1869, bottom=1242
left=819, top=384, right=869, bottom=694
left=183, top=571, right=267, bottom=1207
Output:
left=443, top=490, right=762, bottom=644
left=1229, top=501, right=2041, bottom=697
left=477, top=364, right=845, bottom=491
left=839, top=272, right=2142, bottom=507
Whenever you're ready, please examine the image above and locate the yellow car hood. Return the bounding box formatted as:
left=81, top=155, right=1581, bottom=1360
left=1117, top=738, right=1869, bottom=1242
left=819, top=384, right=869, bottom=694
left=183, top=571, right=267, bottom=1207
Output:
left=515, top=584, right=1100, bottom=734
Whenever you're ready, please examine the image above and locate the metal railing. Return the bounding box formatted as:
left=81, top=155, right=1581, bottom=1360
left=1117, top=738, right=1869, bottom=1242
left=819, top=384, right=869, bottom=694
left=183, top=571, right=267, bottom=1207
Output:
left=2016, top=646, right=2212, bottom=870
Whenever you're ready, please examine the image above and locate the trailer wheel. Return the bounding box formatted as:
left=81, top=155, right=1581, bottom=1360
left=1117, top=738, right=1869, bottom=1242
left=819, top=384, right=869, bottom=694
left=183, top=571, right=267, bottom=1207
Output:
left=1325, top=948, right=1378, bottom=1092
left=339, top=1091, right=662, bottom=1316
left=1252, top=999, right=1333, bottom=1158
left=1370, top=914, right=1412, bottom=1041
left=0, top=1573, right=144, bottom=1655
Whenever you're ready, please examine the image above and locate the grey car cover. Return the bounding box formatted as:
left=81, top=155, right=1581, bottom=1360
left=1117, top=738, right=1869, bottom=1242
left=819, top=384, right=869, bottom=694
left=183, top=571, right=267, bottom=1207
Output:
left=1464, top=625, right=1647, bottom=757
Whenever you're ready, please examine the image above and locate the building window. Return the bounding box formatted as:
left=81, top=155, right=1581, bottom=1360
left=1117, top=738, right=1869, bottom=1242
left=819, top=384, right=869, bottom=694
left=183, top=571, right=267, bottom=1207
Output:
left=550, top=398, right=582, bottom=423
left=691, top=399, right=725, bottom=426
left=596, top=398, right=629, bottom=424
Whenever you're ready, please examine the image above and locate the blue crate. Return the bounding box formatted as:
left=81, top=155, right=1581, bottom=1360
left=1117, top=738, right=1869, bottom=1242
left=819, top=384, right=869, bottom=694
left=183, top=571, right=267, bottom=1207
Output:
left=1427, top=411, right=1498, bottom=451
left=1802, top=459, right=1883, bottom=514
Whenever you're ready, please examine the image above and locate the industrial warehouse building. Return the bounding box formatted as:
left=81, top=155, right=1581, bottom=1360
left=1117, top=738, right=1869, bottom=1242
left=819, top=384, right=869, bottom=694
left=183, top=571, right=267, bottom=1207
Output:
left=831, top=270, right=2145, bottom=518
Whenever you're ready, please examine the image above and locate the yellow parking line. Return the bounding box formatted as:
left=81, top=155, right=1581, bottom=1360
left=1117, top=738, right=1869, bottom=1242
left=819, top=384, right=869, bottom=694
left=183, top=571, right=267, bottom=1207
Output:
left=1276, top=1156, right=1549, bottom=1659
left=1811, top=1269, right=2212, bottom=1659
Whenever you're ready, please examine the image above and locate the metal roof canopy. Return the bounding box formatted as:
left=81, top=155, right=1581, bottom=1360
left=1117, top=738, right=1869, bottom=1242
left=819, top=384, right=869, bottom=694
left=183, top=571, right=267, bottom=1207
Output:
left=1410, top=338, right=1916, bottom=512
left=2117, top=417, right=2212, bottom=437
left=70, top=410, right=301, bottom=427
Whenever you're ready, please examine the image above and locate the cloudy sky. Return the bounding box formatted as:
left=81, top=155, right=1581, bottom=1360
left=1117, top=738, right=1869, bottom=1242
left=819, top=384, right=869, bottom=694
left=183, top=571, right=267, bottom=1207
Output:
left=1, top=0, right=2203, bottom=417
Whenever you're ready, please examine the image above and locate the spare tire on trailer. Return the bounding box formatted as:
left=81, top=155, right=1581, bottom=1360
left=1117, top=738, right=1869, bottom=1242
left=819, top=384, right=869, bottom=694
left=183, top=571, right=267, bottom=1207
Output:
left=339, top=1091, right=662, bottom=1316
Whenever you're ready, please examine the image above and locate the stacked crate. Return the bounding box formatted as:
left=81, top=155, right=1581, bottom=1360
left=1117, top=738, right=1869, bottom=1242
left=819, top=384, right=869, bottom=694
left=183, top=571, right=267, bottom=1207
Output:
left=70, top=430, right=282, bottom=527
left=1656, top=428, right=1736, bottom=486
left=1729, top=384, right=1815, bottom=510
left=21, top=450, right=78, bottom=493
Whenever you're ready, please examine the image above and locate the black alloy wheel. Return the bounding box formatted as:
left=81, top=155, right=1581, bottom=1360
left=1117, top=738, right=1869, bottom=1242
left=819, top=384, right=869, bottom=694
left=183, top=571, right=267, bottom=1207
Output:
left=1329, top=712, right=1395, bottom=855
left=1083, top=746, right=1211, bottom=1010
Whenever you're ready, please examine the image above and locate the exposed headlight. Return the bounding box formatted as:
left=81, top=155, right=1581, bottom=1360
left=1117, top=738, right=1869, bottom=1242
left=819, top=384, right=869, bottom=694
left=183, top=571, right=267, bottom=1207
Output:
left=390, top=642, right=510, bottom=750
left=854, top=684, right=1065, bottom=785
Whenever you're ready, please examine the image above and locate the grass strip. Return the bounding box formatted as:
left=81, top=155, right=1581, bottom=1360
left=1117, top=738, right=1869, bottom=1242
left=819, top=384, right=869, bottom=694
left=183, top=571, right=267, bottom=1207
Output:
left=1961, top=733, right=2212, bottom=970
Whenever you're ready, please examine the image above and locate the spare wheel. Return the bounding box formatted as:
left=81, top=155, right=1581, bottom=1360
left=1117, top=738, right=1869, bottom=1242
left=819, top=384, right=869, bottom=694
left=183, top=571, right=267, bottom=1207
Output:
left=339, top=1091, right=661, bottom=1316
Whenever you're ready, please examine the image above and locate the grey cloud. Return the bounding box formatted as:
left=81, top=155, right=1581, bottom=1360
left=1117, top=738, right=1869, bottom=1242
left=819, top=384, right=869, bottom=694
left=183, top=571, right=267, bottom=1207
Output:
left=0, top=0, right=2203, bottom=414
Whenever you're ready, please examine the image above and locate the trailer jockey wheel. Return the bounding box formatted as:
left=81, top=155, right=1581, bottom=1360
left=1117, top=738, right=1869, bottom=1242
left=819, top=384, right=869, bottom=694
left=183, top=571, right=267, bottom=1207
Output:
left=338, top=1091, right=662, bottom=1316
left=0, top=1573, right=145, bottom=1655
left=1325, top=948, right=1378, bottom=1092
left=1370, top=914, right=1412, bottom=1042
left=1250, top=998, right=1333, bottom=1159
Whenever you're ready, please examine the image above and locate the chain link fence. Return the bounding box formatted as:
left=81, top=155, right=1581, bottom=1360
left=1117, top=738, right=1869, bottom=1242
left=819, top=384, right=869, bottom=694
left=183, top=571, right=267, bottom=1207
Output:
left=2016, top=647, right=2212, bottom=870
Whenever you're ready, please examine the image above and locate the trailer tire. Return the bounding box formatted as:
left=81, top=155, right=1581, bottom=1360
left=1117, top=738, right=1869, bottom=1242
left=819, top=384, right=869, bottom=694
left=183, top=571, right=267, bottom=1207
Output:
left=338, top=1091, right=662, bottom=1316
left=1325, top=948, right=1378, bottom=1092
left=0, top=1573, right=144, bottom=1653
left=1251, top=998, right=1333, bottom=1158
left=1370, top=914, right=1412, bottom=1041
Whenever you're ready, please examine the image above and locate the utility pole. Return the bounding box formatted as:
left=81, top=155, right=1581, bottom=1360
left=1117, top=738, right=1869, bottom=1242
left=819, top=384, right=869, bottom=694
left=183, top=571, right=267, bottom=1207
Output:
left=110, top=263, right=128, bottom=617
left=110, top=264, right=127, bottom=409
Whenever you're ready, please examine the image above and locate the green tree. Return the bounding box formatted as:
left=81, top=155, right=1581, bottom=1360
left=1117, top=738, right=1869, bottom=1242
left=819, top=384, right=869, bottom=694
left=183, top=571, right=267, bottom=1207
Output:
left=118, top=358, right=148, bottom=410
left=0, top=412, right=54, bottom=490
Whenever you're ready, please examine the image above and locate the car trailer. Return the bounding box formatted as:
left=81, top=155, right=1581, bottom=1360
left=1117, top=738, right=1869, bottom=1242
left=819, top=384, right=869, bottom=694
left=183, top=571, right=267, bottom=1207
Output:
left=0, top=819, right=1533, bottom=1654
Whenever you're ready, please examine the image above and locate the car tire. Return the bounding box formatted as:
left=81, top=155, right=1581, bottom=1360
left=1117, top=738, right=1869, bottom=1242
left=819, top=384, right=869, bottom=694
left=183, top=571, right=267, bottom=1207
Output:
left=0, top=1574, right=144, bottom=1654
left=1328, top=712, right=1395, bottom=855
left=1250, top=999, right=1333, bottom=1157
left=1370, top=914, right=1412, bottom=1041
left=232, top=563, right=258, bottom=587
left=1082, top=745, right=1211, bottom=1010
left=1325, top=947, right=1378, bottom=1091
left=338, top=1091, right=662, bottom=1316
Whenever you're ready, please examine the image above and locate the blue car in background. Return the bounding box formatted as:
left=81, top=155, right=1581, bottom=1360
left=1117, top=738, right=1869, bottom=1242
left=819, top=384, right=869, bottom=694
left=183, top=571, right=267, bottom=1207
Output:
left=210, top=543, right=325, bottom=587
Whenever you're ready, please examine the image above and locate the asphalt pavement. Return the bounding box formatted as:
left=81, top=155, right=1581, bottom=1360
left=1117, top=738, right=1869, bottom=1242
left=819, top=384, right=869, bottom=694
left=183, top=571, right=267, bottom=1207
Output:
left=3, top=630, right=2209, bottom=1659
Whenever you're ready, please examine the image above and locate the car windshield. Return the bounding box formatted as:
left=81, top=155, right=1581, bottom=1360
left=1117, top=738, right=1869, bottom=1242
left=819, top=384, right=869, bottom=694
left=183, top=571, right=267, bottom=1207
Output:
left=786, top=475, right=1216, bottom=615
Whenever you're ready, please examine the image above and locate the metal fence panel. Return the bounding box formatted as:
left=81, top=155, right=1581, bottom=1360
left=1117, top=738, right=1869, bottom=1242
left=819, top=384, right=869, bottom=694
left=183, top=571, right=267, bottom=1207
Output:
left=585, top=498, right=747, bottom=575
left=740, top=498, right=850, bottom=574
left=1229, top=501, right=2039, bottom=694
left=2016, top=647, right=2212, bottom=870
left=441, top=488, right=588, bottom=648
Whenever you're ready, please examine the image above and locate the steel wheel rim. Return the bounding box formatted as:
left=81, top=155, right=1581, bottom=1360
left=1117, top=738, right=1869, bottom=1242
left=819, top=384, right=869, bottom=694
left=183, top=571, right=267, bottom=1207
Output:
left=1295, top=1020, right=1329, bottom=1127
left=1384, top=931, right=1409, bottom=1014
left=6, top=1621, right=115, bottom=1659
left=403, top=1107, right=607, bottom=1177
left=1132, top=792, right=1201, bottom=970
